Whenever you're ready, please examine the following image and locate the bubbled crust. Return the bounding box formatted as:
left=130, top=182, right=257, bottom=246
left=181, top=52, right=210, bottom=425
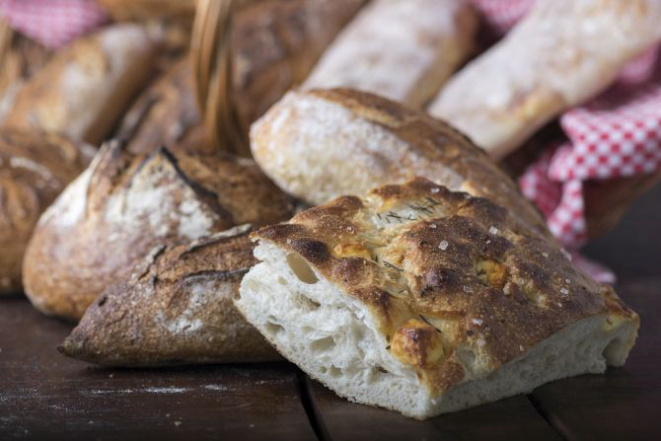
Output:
left=23, top=143, right=293, bottom=320
left=60, top=226, right=280, bottom=366
left=0, top=129, right=94, bottom=294
left=251, top=88, right=547, bottom=235
left=254, top=178, right=638, bottom=395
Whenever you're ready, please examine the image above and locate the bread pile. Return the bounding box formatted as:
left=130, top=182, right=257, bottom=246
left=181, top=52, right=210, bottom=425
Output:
left=0, top=0, right=645, bottom=421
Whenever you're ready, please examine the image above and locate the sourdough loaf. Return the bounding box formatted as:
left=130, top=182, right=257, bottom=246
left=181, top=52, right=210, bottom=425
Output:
left=23, top=142, right=292, bottom=320
left=5, top=24, right=156, bottom=145
left=428, top=0, right=661, bottom=159
left=236, top=178, right=639, bottom=419
left=0, top=129, right=95, bottom=294
left=251, top=88, right=546, bottom=234
left=303, top=0, right=476, bottom=106
left=60, top=225, right=279, bottom=366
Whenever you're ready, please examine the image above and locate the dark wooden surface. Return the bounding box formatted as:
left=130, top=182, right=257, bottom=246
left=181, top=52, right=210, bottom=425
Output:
left=1, top=181, right=659, bottom=440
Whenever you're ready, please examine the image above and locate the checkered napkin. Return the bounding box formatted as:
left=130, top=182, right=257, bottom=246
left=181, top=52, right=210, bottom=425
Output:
left=0, top=0, right=107, bottom=49
left=470, top=0, right=661, bottom=283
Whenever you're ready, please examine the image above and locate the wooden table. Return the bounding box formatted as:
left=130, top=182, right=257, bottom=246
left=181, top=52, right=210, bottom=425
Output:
left=2, top=183, right=660, bottom=440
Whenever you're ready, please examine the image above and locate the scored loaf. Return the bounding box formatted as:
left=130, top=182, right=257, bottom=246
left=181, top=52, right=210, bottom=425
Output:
left=428, top=0, right=661, bottom=159
left=251, top=88, right=546, bottom=234
left=0, top=129, right=95, bottom=295
left=60, top=225, right=279, bottom=366
left=23, top=142, right=293, bottom=320
left=303, top=0, right=476, bottom=106
left=5, top=24, right=156, bottom=145
left=235, top=178, right=639, bottom=419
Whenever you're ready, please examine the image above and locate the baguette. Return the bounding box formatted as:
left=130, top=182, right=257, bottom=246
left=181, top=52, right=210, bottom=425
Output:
left=60, top=225, right=280, bottom=366
left=428, top=0, right=661, bottom=159
left=251, top=88, right=546, bottom=234
left=0, top=130, right=95, bottom=294
left=5, top=24, right=156, bottom=145
left=303, top=0, right=476, bottom=106
left=23, top=143, right=293, bottom=320
left=236, top=178, right=639, bottom=419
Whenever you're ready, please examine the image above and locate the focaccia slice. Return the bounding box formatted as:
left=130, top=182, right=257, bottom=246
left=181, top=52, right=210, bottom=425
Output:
left=236, top=178, right=638, bottom=419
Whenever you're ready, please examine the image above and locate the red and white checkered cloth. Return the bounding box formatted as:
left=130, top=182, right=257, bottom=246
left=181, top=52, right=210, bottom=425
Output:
left=471, top=0, right=661, bottom=283
left=0, top=0, right=107, bottom=49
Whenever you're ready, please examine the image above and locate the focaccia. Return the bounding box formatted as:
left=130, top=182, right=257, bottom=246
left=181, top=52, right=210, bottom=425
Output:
left=428, top=0, right=661, bottom=159
left=61, top=225, right=280, bottom=366
left=302, top=0, right=476, bottom=106
left=236, top=178, right=638, bottom=419
left=251, top=88, right=546, bottom=235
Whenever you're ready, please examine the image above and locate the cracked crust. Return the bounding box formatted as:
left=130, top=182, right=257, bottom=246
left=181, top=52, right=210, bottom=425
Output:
left=0, top=129, right=95, bottom=294
left=4, top=24, right=155, bottom=145
left=252, top=178, right=638, bottom=395
left=23, top=142, right=293, bottom=320
left=60, top=225, right=280, bottom=366
left=251, top=88, right=547, bottom=235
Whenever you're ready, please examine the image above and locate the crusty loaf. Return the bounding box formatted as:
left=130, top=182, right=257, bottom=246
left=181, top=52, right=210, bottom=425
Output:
left=114, top=58, right=208, bottom=156
left=0, top=24, right=50, bottom=125
left=251, top=88, right=546, bottom=234
left=234, top=0, right=367, bottom=124
left=428, top=0, right=661, bottom=159
left=60, top=225, right=280, bottom=366
left=236, top=178, right=639, bottom=419
left=303, top=0, right=476, bottom=107
left=0, top=129, right=95, bottom=295
left=5, top=24, right=156, bottom=146
left=23, top=142, right=293, bottom=320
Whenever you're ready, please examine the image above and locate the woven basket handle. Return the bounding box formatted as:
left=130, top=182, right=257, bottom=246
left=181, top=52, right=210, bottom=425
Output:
left=191, top=0, right=250, bottom=157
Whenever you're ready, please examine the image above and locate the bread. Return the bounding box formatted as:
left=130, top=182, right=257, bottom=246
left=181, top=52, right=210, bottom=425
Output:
left=235, top=178, right=639, bottom=419
left=233, top=0, right=367, bottom=124
left=114, top=58, right=209, bottom=156
left=428, top=0, right=661, bottom=159
left=251, top=88, right=546, bottom=234
left=0, top=129, right=95, bottom=295
left=0, top=23, right=50, bottom=125
left=5, top=24, right=156, bottom=146
left=60, top=225, right=280, bottom=366
left=23, top=142, right=293, bottom=320
left=303, top=0, right=476, bottom=107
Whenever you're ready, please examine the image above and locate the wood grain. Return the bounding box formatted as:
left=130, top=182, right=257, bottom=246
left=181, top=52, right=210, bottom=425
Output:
left=0, top=297, right=317, bottom=441
left=305, top=377, right=561, bottom=441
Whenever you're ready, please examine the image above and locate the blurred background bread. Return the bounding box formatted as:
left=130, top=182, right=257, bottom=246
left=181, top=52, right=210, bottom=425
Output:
left=4, top=24, right=156, bottom=145
left=0, top=129, right=95, bottom=295
left=303, top=0, right=476, bottom=107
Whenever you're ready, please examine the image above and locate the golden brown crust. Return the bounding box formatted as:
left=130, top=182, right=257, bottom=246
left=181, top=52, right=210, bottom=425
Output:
left=5, top=24, right=156, bottom=145
left=60, top=226, right=280, bottom=366
left=23, top=143, right=293, bottom=320
left=252, top=88, right=548, bottom=236
left=0, top=129, right=94, bottom=294
left=254, top=178, right=638, bottom=395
